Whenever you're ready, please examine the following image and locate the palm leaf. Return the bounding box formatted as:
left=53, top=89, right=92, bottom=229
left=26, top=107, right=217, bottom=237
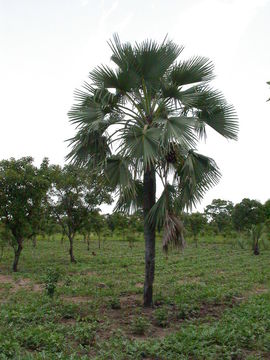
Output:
left=175, top=151, right=221, bottom=210
left=163, top=213, right=185, bottom=253
left=169, top=57, right=214, bottom=86
left=120, top=125, right=162, bottom=167
left=156, top=116, right=197, bottom=149
left=115, top=180, right=144, bottom=213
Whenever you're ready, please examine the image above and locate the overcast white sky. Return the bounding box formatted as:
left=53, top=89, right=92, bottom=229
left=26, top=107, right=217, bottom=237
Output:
left=1, top=0, right=270, bottom=212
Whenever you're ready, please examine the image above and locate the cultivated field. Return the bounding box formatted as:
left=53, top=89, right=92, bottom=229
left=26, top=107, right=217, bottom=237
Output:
left=1, top=236, right=270, bottom=359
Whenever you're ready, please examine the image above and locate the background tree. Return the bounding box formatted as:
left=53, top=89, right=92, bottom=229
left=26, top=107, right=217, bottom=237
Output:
left=67, top=35, right=238, bottom=306
left=185, top=212, right=207, bottom=247
left=263, top=199, right=270, bottom=220
left=232, top=198, right=265, bottom=232
left=81, top=209, right=103, bottom=251
left=106, top=213, right=116, bottom=238
left=0, top=157, right=50, bottom=271
left=90, top=210, right=105, bottom=249
left=204, top=199, right=233, bottom=233
left=49, top=164, right=111, bottom=263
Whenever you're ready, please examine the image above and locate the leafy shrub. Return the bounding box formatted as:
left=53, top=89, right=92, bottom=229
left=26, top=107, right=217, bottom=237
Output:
left=236, top=237, right=246, bottom=249
left=44, top=267, right=60, bottom=298
left=73, top=323, right=97, bottom=346
left=131, top=316, right=149, bottom=335
left=154, top=308, right=169, bottom=327
left=177, top=304, right=198, bottom=320
left=108, top=296, right=121, bottom=310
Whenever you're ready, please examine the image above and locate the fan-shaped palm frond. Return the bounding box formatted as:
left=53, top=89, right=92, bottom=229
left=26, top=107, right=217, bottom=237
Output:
left=115, top=180, right=144, bottom=214
left=163, top=213, right=185, bottom=253
left=169, top=56, right=215, bottom=86
left=175, top=151, right=221, bottom=210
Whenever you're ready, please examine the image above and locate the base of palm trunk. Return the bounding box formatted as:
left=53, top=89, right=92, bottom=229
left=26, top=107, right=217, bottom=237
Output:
left=144, top=284, right=153, bottom=307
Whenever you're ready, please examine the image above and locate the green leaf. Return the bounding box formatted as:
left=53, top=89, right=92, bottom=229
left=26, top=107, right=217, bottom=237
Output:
left=157, top=116, right=197, bottom=149
left=103, top=156, right=134, bottom=192
left=175, top=151, right=221, bottom=210
left=121, top=125, right=162, bottom=167
left=170, top=57, right=214, bottom=86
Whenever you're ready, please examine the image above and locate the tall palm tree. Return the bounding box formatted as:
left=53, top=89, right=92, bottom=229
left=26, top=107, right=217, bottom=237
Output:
left=67, top=35, right=238, bottom=306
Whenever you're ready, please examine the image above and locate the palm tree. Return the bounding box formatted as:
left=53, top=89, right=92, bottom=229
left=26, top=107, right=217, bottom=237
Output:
left=67, top=35, right=238, bottom=306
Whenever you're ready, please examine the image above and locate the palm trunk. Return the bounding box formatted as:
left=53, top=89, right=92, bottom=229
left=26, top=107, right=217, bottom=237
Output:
left=143, top=167, right=156, bottom=307
left=13, top=238, right=23, bottom=272
left=254, top=240, right=260, bottom=255
left=68, top=235, right=76, bottom=263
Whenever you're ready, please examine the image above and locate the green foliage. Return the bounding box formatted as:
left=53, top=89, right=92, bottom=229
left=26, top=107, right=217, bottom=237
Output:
left=264, top=199, right=270, bottom=219
left=205, top=199, right=233, bottom=233
left=0, top=236, right=270, bottom=358
left=154, top=307, right=169, bottom=327
left=0, top=157, right=51, bottom=271
left=108, top=296, right=121, bottom=309
left=67, top=35, right=238, bottom=252
left=73, top=323, right=97, bottom=346
left=184, top=212, right=206, bottom=245
left=130, top=316, right=149, bottom=335
left=48, top=164, right=112, bottom=261
left=232, top=198, right=265, bottom=232
left=44, top=267, right=60, bottom=298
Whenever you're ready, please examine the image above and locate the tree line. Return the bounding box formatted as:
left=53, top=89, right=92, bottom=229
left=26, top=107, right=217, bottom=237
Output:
left=1, top=157, right=269, bottom=273
left=183, top=198, right=270, bottom=248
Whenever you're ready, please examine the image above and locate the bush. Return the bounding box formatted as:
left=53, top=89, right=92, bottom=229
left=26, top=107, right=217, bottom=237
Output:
left=154, top=308, right=169, bottom=327
left=131, top=316, right=149, bottom=335
left=73, top=323, right=97, bottom=346
left=44, top=267, right=60, bottom=298
left=108, top=296, right=121, bottom=310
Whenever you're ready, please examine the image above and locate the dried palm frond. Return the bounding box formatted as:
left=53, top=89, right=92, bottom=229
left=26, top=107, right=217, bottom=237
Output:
left=163, top=213, right=185, bottom=253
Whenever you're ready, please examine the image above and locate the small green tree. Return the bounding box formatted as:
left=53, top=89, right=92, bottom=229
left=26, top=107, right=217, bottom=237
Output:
left=91, top=211, right=105, bottom=249
left=205, top=199, right=233, bottom=233
left=0, top=157, right=50, bottom=271
left=49, top=165, right=111, bottom=262
left=232, top=198, right=265, bottom=232
left=264, top=199, right=270, bottom=220
left=185, top=212, right=206, bottom=247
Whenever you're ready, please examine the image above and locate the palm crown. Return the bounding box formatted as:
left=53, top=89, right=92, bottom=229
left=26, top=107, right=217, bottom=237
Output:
left=67, top=35, right=238, bottom=251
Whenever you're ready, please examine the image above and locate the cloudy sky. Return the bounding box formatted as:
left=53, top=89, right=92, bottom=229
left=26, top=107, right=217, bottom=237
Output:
left=1, top=0, right=270, bottom=212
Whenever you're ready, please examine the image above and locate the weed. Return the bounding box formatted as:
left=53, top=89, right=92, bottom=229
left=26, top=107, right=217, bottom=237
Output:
left=130, top=316, right=149, bottom=335
left=44, top=267, right=60, bottom=298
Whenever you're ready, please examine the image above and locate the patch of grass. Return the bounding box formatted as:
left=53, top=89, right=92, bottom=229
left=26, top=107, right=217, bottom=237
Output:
left=130, top=316, right=150, bottom=335
left=0, top=235, right=270, bottom=358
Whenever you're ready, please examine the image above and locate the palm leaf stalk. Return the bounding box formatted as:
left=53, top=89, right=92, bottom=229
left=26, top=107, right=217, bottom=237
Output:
left=67, top=35, right=238, bottom=306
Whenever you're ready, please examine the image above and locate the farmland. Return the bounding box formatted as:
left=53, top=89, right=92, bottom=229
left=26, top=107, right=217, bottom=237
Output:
left=1, top=235, right=270, bottom=359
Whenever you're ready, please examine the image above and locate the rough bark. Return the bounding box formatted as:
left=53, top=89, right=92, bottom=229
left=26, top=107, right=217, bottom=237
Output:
left=68, top=235, right=76, bottom=263
left=13, top=238, right=23, bottom=272
left=143, top=167, right=156, bottom=307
